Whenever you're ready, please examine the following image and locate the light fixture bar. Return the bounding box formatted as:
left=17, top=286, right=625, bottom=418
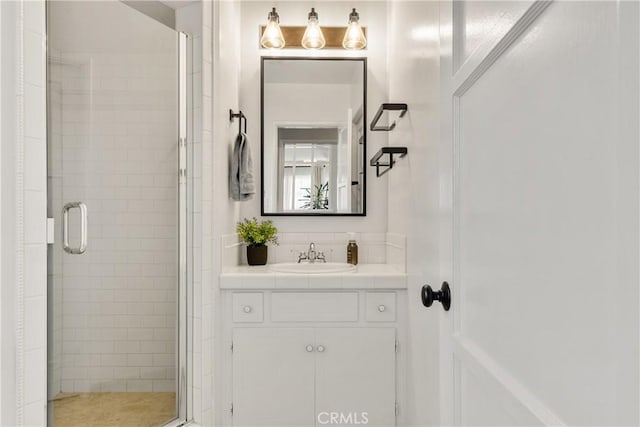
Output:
left=259, top=26, right=367, bottom=49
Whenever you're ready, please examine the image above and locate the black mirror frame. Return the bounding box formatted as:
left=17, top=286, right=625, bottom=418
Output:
left=260, top=56, right=367, bottom=217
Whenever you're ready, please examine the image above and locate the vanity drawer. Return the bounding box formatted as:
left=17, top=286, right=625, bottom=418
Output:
left=232, top=293, right=264, bottom=323
left=271, top=292, right=358, bottom=322
left=366, top=293, right=396, bottom=322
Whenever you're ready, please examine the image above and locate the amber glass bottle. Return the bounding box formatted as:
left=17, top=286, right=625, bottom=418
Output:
left=346, top=234, right=359, bottom=265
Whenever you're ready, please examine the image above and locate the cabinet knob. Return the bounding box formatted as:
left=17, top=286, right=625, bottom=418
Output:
left=317, top=345, right=325, bottom=353
left=306, top=345, right=314, bottom=352
left=378, top=305, right=386, bottom=312
left=243, top=305, right=252, bottom=313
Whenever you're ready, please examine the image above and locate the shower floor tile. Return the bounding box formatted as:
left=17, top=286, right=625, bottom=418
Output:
left=53, top=392, right=176, bottom=427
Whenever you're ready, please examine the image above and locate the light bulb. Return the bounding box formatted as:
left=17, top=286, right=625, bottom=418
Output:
left=342, top=8, right=366, bottom=50
left=301, top=8, right=326, bottom=50
left=260, top=8, right=285, bottom=49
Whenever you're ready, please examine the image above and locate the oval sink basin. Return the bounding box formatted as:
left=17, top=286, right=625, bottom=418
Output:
left=269, top=262, right=357, bottom=274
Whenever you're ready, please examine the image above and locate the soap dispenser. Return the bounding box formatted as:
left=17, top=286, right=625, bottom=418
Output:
left=346, top=232, right=359, bottom=265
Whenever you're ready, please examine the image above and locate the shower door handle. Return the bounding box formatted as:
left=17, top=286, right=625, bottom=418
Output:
left=62, top=202, right=87, bottom=254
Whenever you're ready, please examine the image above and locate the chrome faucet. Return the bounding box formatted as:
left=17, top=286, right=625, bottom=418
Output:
left=308, top=242, right=317, bottom=262
left=297, top=242, right=326, bottom=263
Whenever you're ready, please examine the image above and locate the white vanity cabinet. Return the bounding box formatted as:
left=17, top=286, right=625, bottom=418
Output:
left=232, top=328, right=316, bottom=426
left=314, top=327, right=396, bottom=426
left=222, top=288, right=406, bottom=427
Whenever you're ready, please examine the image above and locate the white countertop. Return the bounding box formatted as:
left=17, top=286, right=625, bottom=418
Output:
left=220, top=264, right=407, bottom=290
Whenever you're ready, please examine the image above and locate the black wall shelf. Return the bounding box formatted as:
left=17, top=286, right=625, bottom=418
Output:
left=370, top=103, right=408, bottom=131
left=370, top=147, right=408, bottom=177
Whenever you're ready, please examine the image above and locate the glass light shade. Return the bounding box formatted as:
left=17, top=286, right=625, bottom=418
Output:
left=342, top=9, right=366, bottom=50
left=260, top=8, right=285, bottom=49
left=301, top=8, right=326, bottom=49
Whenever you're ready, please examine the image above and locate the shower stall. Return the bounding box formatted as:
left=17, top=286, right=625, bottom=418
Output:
left=47, top=1, right=190, bottom=425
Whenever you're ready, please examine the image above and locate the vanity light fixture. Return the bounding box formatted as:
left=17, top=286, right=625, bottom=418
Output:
left=260, top=7, right=285, bottom=49
left=342, top=8, right=367, bottom=50
left=301, top=8, right=326, bottom=49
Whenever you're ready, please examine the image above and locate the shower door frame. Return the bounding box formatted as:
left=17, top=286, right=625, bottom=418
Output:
left=45, top=5, right=192, bottom=426
left=175, top=31, right=190, bottom=426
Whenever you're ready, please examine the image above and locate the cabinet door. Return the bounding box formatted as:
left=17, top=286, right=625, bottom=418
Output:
left=315, top=328, right=396, bottom=427
left=233, top=328, right=316, bottom=426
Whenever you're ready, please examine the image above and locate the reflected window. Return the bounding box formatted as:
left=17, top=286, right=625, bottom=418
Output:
left=277, top=128, right=338, bottom=211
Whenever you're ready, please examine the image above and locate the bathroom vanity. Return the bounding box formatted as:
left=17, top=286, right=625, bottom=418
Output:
left=220, top=264, right=407, bottom=427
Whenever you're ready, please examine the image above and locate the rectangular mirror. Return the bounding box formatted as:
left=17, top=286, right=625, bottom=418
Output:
left=261, top=57, right=367, bottom=216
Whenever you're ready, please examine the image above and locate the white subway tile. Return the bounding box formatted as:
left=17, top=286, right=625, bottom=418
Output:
left=127, top=354, right=153, bottom=367
left=24, top=348, right=45, bottom=404
left=24, top=137, right=46, bottom=191
left=24, top=0, right=45, bottom=34
left=152, top=380, right=175, bottom=393
left=24, top=401, right=45, bottom=427
left=101, top=381, right=127, bottom=392
left=24, top=84, right=45, bottom=139
left=61, top=367, right=87, bottom=380
left=140, top=341, right=167, bottom=354
left=25, top=296, right=45, bottom=351
left=113, top=342, right=140, bottom=354
left=140, top=367, right=166, bottom=380
left=24, top=244, right=46, bottom=298
left=86, top=367, right=114, bottom=380
left=113, top=367, right=140, bottom=379
left=152, top=353, right=174, bottom=367
left=126, top=380, right=153, bottom=392
left=24, top=191, right=46, bottom=244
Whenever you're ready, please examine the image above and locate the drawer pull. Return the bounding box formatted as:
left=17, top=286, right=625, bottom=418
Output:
left=317, top=345, right=325, bottom=353
left=306, top=345, right=315, bottom=352
left=243, top=305, right=253, bottom=313
left=378, top=305, right=386, bottom=312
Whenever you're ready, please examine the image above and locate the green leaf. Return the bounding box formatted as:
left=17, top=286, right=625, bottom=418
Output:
left=236, top=217, right=279, bottom=245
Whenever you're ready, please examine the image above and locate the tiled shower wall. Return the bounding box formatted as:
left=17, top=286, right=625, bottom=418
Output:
left=1, top=0, right=48, bottom=424
left=48, top=8, right=179, bottom=392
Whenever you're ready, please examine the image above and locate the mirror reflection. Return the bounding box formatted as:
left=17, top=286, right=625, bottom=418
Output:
left=261, top=58, right=366, bottom=215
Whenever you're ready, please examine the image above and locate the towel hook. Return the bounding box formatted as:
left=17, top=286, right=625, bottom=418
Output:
left=229, top=109, right=247, bottom=135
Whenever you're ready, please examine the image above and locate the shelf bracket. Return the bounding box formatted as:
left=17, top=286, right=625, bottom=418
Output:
left=370, top=103, right=408, bottom=132
left=369, top=147, right=408, bottom=177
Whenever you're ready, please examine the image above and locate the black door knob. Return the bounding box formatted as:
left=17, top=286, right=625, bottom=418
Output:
left=421, top=282, right=451, bottom=311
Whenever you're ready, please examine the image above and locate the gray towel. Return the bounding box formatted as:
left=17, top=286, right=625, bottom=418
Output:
left=230, top=132, right=255, bottom=201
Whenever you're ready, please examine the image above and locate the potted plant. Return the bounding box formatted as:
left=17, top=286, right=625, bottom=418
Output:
left=236, top=217, right=278, bottom=265
left=299, top=182, right=329, bottom=210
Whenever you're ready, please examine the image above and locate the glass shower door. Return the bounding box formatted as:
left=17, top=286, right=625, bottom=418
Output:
left=47, top=2, right=186, bottom=425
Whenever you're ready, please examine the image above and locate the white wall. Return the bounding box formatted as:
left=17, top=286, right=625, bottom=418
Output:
left=0, top=3, right=3, bottom=418
left=191, top=0, right=216, bottom=423
left=1, top=0, right=48, bottom=425
left=386, top=1, right=441, bottom=425
left=175, top=2, right=206, bottom=423
left=173, top=2, right=225, bottom=425
left=238, top=1, right=389, bottom=233
left=1, top=2, right=18, bottom=423
left=211, top=0, right=243, bottom=424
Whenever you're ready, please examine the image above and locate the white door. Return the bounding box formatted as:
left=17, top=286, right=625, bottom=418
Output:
left=439, top=1, right=638, bottom=425
left=315, top=328, right=396, bottom=427
left=233, top=328, right=316, bottom=426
